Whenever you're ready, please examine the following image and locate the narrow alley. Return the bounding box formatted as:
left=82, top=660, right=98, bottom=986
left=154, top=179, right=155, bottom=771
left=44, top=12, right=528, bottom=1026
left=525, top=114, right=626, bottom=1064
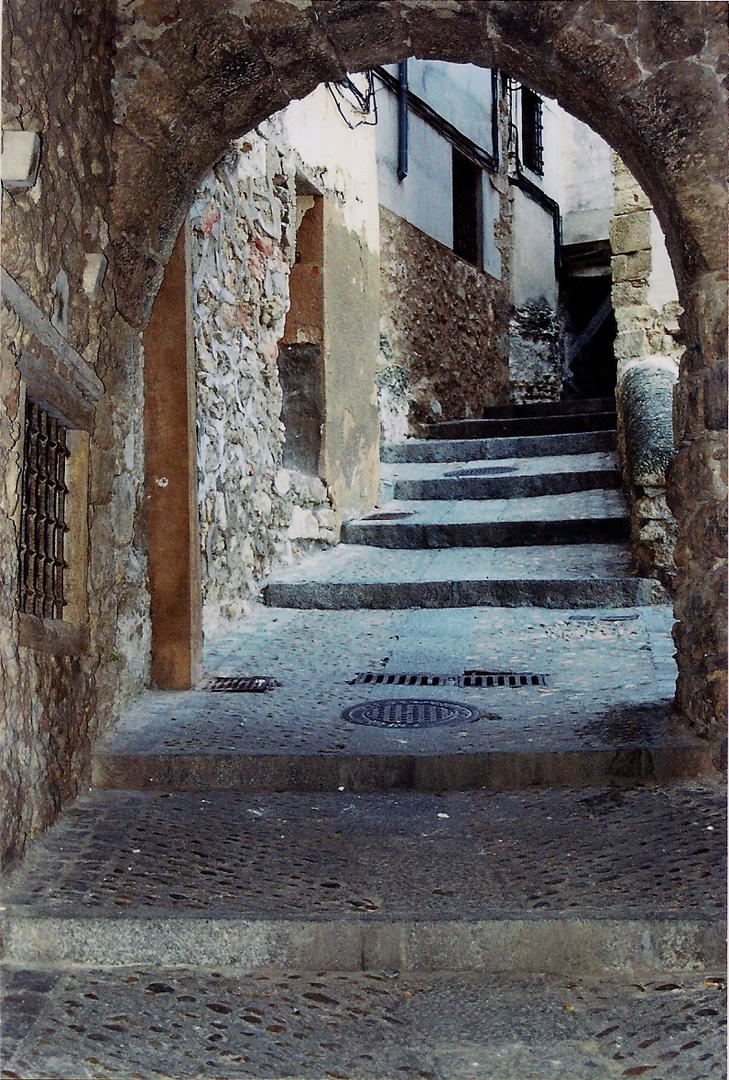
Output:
left=2, top=3, right=726, bottom=1079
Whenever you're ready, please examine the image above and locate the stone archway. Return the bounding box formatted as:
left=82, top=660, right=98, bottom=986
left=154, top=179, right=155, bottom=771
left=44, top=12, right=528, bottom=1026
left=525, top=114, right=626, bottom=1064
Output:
left=112, top=0, right=727, bottom=745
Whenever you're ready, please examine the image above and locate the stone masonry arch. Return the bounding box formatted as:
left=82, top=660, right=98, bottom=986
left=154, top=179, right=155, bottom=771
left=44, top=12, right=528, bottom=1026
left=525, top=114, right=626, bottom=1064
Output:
left=112, top=1, right=727, bottom=743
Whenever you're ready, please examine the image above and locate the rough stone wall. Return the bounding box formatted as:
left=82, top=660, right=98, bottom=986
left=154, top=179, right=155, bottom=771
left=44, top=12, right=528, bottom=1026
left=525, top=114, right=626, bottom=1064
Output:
left=378, top=206, right=510, bottom=430
left=508, top=300, right=562, bottom=405
left=670, top=267, right=727, bottom=751
left=611, top=157, right=683, bottom=588
left=1, top=1, right=150, bottom=868
left=190, top=126, right=335, bottom=634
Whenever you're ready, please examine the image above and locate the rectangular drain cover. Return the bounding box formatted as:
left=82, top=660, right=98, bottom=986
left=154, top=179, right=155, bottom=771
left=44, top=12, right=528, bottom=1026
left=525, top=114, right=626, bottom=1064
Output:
left=461, top=671, right=547, bottom=688
left=352, top=671, right=547, bottom=688
left=352, top=673, right=454, bottom=686
left=205, top=676, right=279, bottom=693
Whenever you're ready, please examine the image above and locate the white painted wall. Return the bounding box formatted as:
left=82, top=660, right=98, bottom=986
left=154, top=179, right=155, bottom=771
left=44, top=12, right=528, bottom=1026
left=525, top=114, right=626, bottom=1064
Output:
left=511, top=189, right=557, bottom=308
left=558, top=106, right=614, bottom=245
left=511, top=86, right=561, bottom=203
left=406, top=60, right=493, bottom=150
left=377, top=98, right=454, bottom=247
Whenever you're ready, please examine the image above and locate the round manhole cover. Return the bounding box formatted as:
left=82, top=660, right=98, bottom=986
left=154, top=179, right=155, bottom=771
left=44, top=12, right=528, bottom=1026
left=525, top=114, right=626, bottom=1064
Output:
left=342, top=698, right=481, bottom=728
left=448, top=465, right=518, bottom=478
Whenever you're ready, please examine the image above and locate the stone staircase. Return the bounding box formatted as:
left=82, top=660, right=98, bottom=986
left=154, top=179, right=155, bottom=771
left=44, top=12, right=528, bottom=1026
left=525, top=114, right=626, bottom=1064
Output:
left=265, top=397, right=659, bottom=611
left=1, top=399, right=725, bottom=1079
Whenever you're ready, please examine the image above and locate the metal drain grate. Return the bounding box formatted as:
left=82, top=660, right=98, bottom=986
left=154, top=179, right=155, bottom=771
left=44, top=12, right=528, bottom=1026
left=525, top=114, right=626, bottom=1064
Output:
left=352, top=671, right=547, bottom=688
left=448, top=465, right=519, bottom=478
left=342, top=698, right=481, bottom=728
left=205, top=676, right=279, bottom=693
left=352, top=672, right=454, bottom=686
left=462, top=671, right=547, bottom=688
left=362, top=511, right=414, bottom=521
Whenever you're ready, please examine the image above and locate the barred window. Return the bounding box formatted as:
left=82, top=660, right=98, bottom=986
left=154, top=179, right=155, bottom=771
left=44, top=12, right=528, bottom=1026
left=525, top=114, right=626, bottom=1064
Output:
left=18, top=398, right=70, bottom=620
left=521, top=87, right=544, bottom=176
left=452, top=148, right=482, bottom=267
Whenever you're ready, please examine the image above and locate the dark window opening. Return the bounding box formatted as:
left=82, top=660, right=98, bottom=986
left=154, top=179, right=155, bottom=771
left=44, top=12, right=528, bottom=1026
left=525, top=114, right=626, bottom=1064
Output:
left=18, top=398, right=69, bottom=620
left=521, top=87, right=544, bottom=176
left=452, top=148, right=482, bottom=266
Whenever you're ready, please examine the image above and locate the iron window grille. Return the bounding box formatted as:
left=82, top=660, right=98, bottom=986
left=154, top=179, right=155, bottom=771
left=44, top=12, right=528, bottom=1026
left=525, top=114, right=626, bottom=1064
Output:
left=521, top=87, right=544, bottom=175
left=18, top=398, right=70, bottom=620
left=452, top=148, right=482, bottom=267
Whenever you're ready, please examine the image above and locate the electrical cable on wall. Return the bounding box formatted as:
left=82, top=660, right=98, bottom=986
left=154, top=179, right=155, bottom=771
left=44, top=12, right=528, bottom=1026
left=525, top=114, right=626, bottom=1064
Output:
left=325, top=71, right=378, bottom=128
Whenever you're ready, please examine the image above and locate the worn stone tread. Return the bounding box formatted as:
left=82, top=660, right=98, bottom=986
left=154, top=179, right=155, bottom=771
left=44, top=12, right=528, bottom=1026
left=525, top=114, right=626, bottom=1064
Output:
left=263, top=542, right=661, bottom=609
left=424, top=410, right=617, bottom=440
left=342, top=491, right=630, bottom=548
left=2, top=968, right=725, bottom=1080
left=381, top=430, right=617, bottom=464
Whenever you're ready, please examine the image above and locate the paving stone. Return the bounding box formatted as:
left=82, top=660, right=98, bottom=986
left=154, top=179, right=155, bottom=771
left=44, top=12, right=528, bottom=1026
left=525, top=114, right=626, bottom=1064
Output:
left=1, top=969, right=725, bottom=1079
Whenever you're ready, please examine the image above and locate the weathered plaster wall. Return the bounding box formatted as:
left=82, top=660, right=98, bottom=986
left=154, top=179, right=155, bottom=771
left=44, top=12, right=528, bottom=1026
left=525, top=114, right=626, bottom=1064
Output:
left=378, top=207, right=510, bottom=429
left=1, top=1, right=150, bottom=867
left=280, top=85, right=381, bottom=516
left=611, top=156, right=683, bottom=589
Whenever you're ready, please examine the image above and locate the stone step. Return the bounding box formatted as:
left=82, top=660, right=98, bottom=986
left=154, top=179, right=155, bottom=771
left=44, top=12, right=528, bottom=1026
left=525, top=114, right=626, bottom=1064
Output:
left=424, top=410, right=617, bottom=440
left=341, top=491, right=630, bottom=549
left=480, top=396, right=616, bottom=419
left=264, top=543, right=658, bottom=610
left=2, top=786, right=725, bottom=972
left=3, top=967, right=725, bottom=1080
left=393, top=466, right=621, bottom=501
left=382, top=429, right=617, bottom=464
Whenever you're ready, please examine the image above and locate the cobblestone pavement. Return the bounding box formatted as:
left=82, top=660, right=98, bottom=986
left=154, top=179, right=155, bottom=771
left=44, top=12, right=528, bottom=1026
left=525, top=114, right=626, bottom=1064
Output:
left=2, top=969, right=725, bottom=1079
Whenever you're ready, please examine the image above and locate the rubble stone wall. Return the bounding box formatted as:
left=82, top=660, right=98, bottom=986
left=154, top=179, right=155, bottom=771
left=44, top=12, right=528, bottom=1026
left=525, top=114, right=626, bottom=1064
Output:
left=190, top=126, right=335, bottom=635
left=508, top=299, right=562, bottom=405
left=611, top=156, right=683, bottom=589
left=1, top=1, right=150, bottom=867
left=378, top=202, right=510, bottom=431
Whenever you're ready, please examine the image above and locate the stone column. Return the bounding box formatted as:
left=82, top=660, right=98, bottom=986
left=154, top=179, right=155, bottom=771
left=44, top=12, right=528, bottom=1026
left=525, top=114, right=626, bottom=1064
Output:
left=610, top=156, right=682, bottom=590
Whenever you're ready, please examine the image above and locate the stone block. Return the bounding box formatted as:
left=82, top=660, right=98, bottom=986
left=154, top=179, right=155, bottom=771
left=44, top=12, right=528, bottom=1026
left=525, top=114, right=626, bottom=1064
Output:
left=82, top=253, right=108, bottom=300
left=611, top=250, right=651, bottom=284
left=614, top=328, right=649, bottom=362
left=611, top=280, right=649, bottom=308
left=617, top=360, right=677, bottom=486
left=610, top=210, right=652, bottom=255
left=613, top=175, right=651, bottom=216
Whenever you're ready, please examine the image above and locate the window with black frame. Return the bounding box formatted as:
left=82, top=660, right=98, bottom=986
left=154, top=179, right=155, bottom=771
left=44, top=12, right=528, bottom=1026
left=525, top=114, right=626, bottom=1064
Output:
left=521, top=87, right=544, bottom=176
left=18, top=398, right=70, bottom=621
left=452, top=148, right=482, bottom=266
